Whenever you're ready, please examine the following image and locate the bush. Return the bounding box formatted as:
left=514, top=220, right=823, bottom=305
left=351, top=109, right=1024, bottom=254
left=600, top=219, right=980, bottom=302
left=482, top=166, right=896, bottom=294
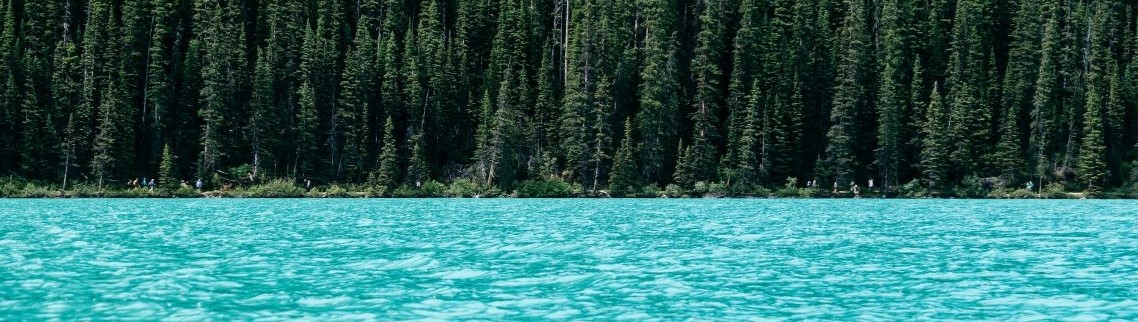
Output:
left=16, top=182, right=61, bottom=198
left=168, top=186, right=200, bottom=198
left=445, top=178, right=481, bottom=197
left=704, top=182, right=729, bottom=198
left=242, top=179, right=306, bottom=198
left=897, top=180, right=930, bottom=198
left=390, top=180, right=447, bottom=197
left=662, top=184, right=689, bottom=198
left=421, top=180, right=446, bottom=197
left=515, top=179, right=574, bottom=198
left=1040, top=182, right=1069, bottom=199
left=322, top=185, right=351, bottom=198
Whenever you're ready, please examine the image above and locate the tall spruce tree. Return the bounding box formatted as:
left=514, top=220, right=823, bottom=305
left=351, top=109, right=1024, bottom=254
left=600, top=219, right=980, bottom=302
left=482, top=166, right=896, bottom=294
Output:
left=874, top=0, right=909, bottom=189
left=373, top=116, right=400, bottom=189
left=823, top=0, right=872, bottom=187
left=995, top=0, right=1044, bottom=181
left=922, top=84, right=951, bottom=189
left=609, top=117, right=639, bottom=195
left=945, top=0, right=993, bottom=180
left=338, top=24, right=377, bottom=181
left=637, top=0, right=681, bottom=185
left=684, top=0, right=727, bottom=184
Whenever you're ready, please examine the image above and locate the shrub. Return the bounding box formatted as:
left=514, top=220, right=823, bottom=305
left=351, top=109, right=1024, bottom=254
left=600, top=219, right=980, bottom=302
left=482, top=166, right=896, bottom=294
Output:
left=704, top=182, right=729, bottom=198
left=1040, top=182, right=1068, bottom=199
left=322, top=185, right=350, bottom=198
left=897, top=180, right=930, bottom=198
left=515, top=179, right=574, bottom=198
left=421, top=180, right=446, bottom=197
left=243, top=179, right=306, bottom=198
left=662, top=184, right=686, bottom=198
left=445, top=178, right=481, bottom=197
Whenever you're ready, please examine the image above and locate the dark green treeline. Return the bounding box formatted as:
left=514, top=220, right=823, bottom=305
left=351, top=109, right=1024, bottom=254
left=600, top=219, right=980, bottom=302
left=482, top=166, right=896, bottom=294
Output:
left=1, top=0, right=1137, bottom=194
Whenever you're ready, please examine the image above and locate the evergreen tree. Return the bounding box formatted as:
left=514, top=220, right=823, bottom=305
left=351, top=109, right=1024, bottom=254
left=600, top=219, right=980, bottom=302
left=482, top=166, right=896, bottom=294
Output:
left=722, top=0, right=759, bottom=176
left=373, top=116, right=400, bottom=189
left=406, top=130, right=429, bottom=186
left=338, top=25, right=377, bottom=181
left=295, top=79, right=320, bottom=178
left=143, top=0, right=179, bottom=173
left=637, top=0, right=681, bottom=185
left=159, top=144, right=177, bottom=189
left=673, top=141, right=694, bottom=188
left=684, top=0, right=727, bottom=184
left=1076, top=2, right=1112, bottom=191
left=922, top=84, right=951, bottom=189
left=609, top=117, right=639, bottom=195
left=945, top=0, right=993, bottom=179
left=1029, top=1, right=1063, bottom=185
left=249, top=47, right=277, bottom=179
left=0, top=0, right=18, bottom=174
left=196, top=0, right=247, bottom=181
left=92, top=84, right=122, bottom=189
left=589, top=76, right=614, bottom=192
left=823, top=0, right=871, bottom=187
left=1077, top=81, right=1107, bottom=191
left=995, top=0, right=1044, bottom=181
left=874, top=0, right=909, bottom=189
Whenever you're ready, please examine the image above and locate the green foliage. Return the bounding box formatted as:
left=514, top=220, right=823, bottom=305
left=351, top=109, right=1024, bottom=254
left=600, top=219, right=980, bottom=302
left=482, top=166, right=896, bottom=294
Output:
left=0, top=0, right=1135, bottom=198
left=372, top=117, right=400, bottom=189
left=241, top=179, right=307, bottom=198
left=158, top=144, right=177, bottom=189
left=515, top=179, right=574, bottom=198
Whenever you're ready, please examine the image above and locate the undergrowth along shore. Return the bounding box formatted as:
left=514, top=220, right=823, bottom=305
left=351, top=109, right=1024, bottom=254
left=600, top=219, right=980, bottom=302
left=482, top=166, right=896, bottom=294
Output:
left=3, top=177, right=1136, bottom=199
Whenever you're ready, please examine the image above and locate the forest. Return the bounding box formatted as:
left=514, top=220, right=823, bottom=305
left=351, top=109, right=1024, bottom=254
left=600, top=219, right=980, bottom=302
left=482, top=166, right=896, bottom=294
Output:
left=0, top=0, right=1137, bottom=197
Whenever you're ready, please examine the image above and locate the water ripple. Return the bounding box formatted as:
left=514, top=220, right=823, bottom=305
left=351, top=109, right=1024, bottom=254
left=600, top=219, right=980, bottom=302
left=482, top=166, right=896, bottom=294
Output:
left=1, top=199, right=1137, bottom=320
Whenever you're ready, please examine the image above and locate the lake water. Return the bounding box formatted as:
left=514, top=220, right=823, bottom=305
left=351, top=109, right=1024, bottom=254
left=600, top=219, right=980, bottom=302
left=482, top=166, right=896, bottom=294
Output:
left=1, top=199, right=1136, bottom=320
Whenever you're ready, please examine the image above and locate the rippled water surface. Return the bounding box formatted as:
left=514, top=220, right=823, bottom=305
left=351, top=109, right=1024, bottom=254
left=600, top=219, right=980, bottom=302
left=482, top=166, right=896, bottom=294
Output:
left=2, top=199, right=1137, bottom=320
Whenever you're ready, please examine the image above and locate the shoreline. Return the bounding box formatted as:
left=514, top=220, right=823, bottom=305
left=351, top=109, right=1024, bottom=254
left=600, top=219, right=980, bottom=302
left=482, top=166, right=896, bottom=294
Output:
left=2, top=187, right=1133, bottom=199
left=5, top=177, right=1136, bottom=199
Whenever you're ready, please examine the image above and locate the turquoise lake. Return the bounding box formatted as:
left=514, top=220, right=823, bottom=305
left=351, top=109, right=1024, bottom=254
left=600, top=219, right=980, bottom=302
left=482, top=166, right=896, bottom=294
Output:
left=1, top=199, right=1136, bottom=320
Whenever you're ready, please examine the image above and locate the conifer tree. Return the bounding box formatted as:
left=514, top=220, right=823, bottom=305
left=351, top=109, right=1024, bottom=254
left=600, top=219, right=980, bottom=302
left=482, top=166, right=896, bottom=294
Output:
left=823, top=0, right=871, bottom=187
left=92, top=84, right=122, bottom=189
left=1030, top=2, right=1063, bottom=184
left=295, top=79, right=320, bottom=178
left=143, top=0, right=179, bottom=170
left=406, top=130, right=429, bottom=186
left=995, top=0, right=1044, bottom=181
left=735, top=83, right=761, bottom=188
left=673, top=141, right=694, bottom=188
left=1077, top=83, right=1107, bottom=191
left=373, top=116, right=400, bottom=189
left=637, top=0, right=681, bottom=185
left=922, top=85, right=951, bottom=189
left=589, top=76, right=614, bottom=192
left=684, top=0, right=727, bottom=184
left=338, top=25, right=377, bottom=181
left=874, top=0, right=909, bottom=189
left=722, top=0, right=759, bottom=175
left=609, top=117, right=639, bottom=195
left=159, top=144, right=177, bottom=189
left=20, top=72, right=55, bottom=179
left=1077, top=2, right=1111, bottom=191
left=0, top=0, right=16, bottom=174
left=249, top=47, right=277, bottom=178
left=945, top=0, right=993, bottom=179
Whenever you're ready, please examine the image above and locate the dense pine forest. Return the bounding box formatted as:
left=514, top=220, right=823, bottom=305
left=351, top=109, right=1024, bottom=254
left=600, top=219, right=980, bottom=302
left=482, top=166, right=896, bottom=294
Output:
left=1, top=0, right=1137, bottom=197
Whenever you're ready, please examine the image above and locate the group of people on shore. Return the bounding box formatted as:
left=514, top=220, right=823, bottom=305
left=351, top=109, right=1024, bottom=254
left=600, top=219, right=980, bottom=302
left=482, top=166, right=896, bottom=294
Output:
left=127, top=178, right=157, bottom=191
left=804, top=178, right=876, bottom=195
